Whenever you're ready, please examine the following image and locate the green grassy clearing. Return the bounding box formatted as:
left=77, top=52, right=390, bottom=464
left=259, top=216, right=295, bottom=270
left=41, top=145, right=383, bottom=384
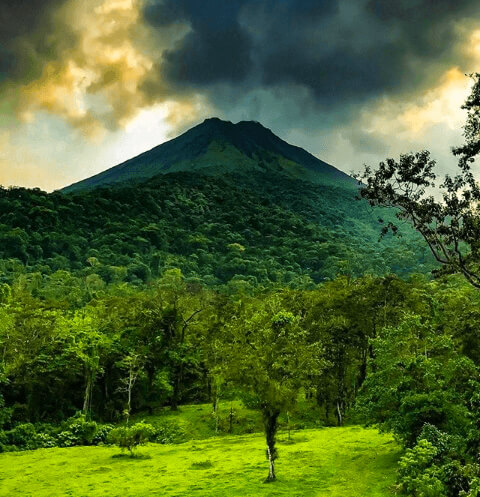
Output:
left=0, top=426, right=400, bottom=497
left=130, top=399, right=329, bottom=441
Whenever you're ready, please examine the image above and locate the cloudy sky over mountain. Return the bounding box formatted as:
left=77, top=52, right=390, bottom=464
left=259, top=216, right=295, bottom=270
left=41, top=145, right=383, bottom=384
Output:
left=1, top=0, right=480, bottom=190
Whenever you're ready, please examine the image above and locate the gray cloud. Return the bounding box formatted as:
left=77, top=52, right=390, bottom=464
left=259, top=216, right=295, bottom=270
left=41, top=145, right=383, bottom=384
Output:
left=145, top=1, right=253, bottom=85
left=143, top=0, right=480, bottom=114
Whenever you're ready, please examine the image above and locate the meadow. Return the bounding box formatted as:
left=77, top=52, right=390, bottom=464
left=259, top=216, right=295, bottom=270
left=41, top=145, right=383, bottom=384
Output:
left=0, top=426, right=400, bottom=497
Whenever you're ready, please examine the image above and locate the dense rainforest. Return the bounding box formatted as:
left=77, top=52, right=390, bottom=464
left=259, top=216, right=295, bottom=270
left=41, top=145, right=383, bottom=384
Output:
left=0, top=171, right=436, bottom=287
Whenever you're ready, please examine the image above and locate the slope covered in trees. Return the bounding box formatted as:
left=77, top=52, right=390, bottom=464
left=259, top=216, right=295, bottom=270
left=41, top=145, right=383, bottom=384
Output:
left=0, top=171, right=436, bottom=287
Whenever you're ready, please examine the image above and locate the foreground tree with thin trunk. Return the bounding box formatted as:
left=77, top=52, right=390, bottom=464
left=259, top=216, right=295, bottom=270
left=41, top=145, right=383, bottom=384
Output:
left=356, top=73, right=480, bottom=289
left=220, top=293, right=325, bottom=481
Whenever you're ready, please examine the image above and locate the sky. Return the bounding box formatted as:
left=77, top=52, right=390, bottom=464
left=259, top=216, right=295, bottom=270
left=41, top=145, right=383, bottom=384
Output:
left=1, top=0, right=480, bottom=191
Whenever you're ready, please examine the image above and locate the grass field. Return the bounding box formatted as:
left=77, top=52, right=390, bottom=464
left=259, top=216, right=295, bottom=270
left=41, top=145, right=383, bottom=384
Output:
left=129, top=399, right=327, bottom=441
left=0, top=426, right=400, bottom=496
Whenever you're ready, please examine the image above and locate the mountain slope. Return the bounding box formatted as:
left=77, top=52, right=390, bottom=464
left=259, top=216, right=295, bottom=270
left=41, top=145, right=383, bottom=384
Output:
left=63, top=118, right=355, bottom=192
left=0, top=170, right=436, bottom=286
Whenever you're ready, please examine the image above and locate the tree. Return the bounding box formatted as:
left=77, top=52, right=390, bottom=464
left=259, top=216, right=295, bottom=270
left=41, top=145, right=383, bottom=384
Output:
left=220, top=292, right=325, bottom=481
left=152, top=269, right=208, bottom=410
left=58, top=309, right=110, bottom=418
left=117, top=353, right=144, bottom=425
left=357, top=312, right=477, bottom=447
left=357, top=73, right=480, bottom=288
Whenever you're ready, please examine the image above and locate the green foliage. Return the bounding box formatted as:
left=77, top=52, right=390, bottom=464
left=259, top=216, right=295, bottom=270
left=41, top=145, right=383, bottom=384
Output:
left=398, top=439, right=447, bottom=497
left=396, top=427, right=480, bottom=497
left=355, top=279, right=480, bottom=496
left=357, top=313, right=477, bottom=447
left=0, top=414, right=113, bottom=451
left=0, top=170, right=436, bottom=289
left=57, top=414, right=98, bottom=447
left=91, top=424, right=114, bottom=445
left=217, top=290, right=327, bottom=480
left=151, top=421, right=185, bottom=444
left=5, top=423, right=37, bottom=449
left=107, top=422, right=155, bottom=456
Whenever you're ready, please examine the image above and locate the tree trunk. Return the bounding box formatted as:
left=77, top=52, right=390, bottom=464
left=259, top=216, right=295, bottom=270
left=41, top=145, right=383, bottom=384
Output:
left=170, top=374, right=179, bottom=410
left=267, top=445, right=276, bottom=481
left=170, top=364, right=182, bottom=410
left=336, top=400, right=343, bottom=427
left=126, top=367, right=135, bottom=425
left=83, top=371, right=93, bottom=417
left=358, top=346, right=368, bottom=388
left=262, top=407, right=280, bottom=482
left=229, top=405, right=234, bottom=433
left=212, top=386, right=220, bottom=434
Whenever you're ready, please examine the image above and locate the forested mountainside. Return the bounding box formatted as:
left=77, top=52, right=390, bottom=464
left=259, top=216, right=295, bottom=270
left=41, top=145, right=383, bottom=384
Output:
left=0, top=170, right=435, bottom=286
left=3, top=115, right=480, bottom=495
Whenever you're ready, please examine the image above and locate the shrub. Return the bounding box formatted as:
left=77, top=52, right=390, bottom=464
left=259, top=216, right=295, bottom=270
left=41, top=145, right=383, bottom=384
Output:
left=92, top=424, right=114, bottom=445
left=56, top=430, right=78, bottom=448
left=60, top=414, right=98, bottom=445
left=32, top=432, right=57, bottom=449
left=398, top=439, right=447, bottom=496
left=152, top=421, right=185, bottom=444
left=417, top=424, right=455, bottom=456
left=0, top=430, right=7, bottom=452
left=107, top=422, right=155, bottom=456
left=6, top=423, right=37, bottom=449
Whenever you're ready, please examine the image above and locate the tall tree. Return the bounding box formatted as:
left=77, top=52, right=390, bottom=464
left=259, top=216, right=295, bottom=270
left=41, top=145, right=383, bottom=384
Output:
left=220, top=293, right=325, bottom=481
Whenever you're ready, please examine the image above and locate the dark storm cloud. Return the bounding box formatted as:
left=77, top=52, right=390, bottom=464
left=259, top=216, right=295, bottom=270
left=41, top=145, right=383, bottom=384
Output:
left=143, top=0, right=480, bottom=109
left=0, top=0, right=73, bottom=84
left=145, top=0, right=253, bottom=84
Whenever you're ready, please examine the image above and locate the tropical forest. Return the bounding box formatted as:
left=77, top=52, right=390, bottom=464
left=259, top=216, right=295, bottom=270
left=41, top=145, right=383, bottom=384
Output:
left=1, top=2, right=480, bottom=496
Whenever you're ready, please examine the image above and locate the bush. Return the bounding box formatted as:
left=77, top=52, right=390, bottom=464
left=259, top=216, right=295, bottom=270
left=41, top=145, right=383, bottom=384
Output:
left=0, top=429, right=8, bottom=452
left=152, top=421, right=185, bottom=444
left=92, top=424, right=114, bottom=445
left=59, top=414, right=98, bottom=446
left=56, top=430, right=78, bottom=448
left=31, top=432, right=57, bottom=449
left=6, top=423, right=37, bottom=449
left=398, top=430, right=474, bottom=497
left=417, top=424, right=454, bottom=457
left=107, top=422, right=155, bottom=456
left=398, top=439, right=447, bottom=496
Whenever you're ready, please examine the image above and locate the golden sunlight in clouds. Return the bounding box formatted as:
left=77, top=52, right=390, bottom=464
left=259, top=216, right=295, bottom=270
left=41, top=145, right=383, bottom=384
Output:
left=4, top=1, right=480, bottom=190
left=361, top=69, right=471, bottom=141
left=398, top=68, right=470, bottom=135
left=361, top=29, right=480, bottom=142
left=467, top=30, right=480, bottom=58
left=17, top=0, right=162, bottom=138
